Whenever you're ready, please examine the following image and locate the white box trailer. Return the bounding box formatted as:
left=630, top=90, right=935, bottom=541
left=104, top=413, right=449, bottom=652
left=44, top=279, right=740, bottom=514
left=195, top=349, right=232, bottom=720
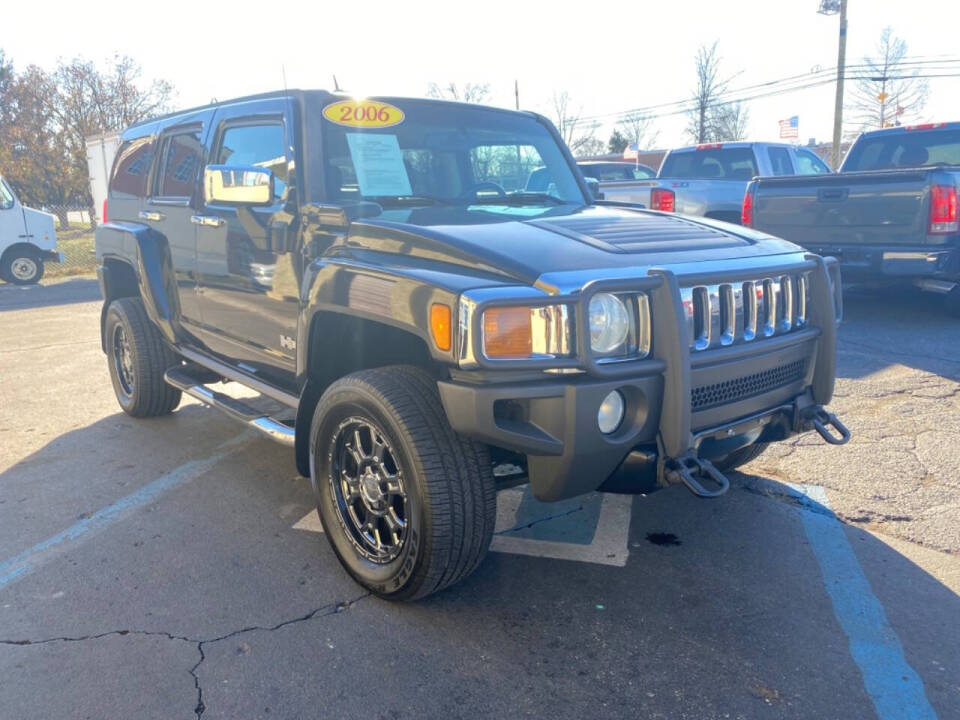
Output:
left=85, top=132, right=121, bottom=223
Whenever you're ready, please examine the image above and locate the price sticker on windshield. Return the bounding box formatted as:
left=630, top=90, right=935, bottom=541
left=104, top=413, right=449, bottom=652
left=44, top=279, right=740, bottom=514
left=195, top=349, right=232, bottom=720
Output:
left=323, top=100, right=405, bottom=129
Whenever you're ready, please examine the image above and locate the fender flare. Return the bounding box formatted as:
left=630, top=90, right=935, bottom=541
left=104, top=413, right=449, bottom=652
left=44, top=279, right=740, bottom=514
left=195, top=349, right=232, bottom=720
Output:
left=99, top=222, right=182, bottom=346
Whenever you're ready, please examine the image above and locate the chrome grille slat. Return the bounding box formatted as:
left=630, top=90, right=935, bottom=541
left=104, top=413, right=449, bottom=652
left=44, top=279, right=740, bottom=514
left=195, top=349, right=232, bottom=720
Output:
left=685, top=271, right=812, bottom=351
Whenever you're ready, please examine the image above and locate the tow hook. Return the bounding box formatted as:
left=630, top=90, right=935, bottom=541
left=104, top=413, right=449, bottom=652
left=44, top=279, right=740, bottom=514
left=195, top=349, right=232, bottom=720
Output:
left=803, top=407, right=851, bottom=446
left=664, top=453, right=730, bottom=499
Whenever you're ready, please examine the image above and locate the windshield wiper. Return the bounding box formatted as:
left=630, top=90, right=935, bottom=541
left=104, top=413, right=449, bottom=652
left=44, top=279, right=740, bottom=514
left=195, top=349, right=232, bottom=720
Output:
left=471, top=192, right=569, bottom=206
left=366, top=195, right=452, bottom=207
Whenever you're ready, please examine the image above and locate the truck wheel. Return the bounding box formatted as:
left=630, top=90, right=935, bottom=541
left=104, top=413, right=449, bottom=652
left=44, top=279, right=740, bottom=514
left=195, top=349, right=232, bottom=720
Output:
left=310, top=366, right=496, bottom=601
left=2, top=250, right=44, bottom=285
left=104, top=297, right=181, bottom=417
left=714, top=442, right=769, bottom=471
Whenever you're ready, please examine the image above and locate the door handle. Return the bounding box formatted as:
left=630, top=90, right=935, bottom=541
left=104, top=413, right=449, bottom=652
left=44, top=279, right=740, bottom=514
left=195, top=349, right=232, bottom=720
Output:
left=139, top=210, right=165, bottom=221
left=191, top=215, right=224, bottom=227
left=817, top=188, right=848, bottom=202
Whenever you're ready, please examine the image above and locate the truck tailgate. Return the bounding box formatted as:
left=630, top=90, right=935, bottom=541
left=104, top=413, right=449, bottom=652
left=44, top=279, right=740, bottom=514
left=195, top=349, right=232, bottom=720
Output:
left=753, top=170, right=930, bottom=245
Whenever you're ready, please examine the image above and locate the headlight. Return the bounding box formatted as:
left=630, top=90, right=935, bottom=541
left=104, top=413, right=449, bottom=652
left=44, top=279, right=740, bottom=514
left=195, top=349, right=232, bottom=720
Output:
left=588, top=293, right=630, bottom=354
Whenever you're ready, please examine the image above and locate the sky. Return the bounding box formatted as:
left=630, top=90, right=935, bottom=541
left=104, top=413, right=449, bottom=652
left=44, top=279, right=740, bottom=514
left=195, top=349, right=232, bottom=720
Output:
left=2, top=0, right=958, bottom=150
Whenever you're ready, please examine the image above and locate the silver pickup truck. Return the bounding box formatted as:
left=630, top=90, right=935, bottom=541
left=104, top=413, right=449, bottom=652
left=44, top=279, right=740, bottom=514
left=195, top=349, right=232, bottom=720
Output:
left=600, top=142, right=833, bottom=224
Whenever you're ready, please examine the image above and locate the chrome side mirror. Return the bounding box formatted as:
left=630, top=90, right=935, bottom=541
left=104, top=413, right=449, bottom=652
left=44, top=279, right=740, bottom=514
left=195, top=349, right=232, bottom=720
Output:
left=204, top=165, right=274, bottom=205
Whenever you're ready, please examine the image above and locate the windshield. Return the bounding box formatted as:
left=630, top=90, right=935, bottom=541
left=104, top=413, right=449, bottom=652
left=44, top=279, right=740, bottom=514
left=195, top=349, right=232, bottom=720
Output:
left=321, top=100, right=586, bottom=207
left=0, top=176, right=15, bottom=209
left=842, top=128, right=960, bottom=171
left=659, top=148, right=758, bottom=180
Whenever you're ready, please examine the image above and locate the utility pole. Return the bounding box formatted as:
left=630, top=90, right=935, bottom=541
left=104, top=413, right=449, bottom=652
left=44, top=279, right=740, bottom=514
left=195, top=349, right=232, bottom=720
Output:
left=819, top=0, right=848, bottom=168
left=514, top=80, right=520, bottom=110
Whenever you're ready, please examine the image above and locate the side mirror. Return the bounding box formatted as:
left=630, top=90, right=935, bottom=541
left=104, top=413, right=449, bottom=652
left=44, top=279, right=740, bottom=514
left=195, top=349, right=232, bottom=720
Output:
left=204, top=165, right=274, bottom=205
left=584, top=176, right=604, bottom=201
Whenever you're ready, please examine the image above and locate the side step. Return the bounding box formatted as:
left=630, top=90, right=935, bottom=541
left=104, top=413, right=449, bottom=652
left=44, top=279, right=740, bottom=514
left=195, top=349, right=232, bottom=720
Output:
left=164, top=366, right=296, bottom=447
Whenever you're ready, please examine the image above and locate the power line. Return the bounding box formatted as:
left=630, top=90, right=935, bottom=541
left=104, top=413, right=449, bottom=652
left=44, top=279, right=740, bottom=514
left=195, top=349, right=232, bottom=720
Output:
left=571, top=57, right=960, bottom=126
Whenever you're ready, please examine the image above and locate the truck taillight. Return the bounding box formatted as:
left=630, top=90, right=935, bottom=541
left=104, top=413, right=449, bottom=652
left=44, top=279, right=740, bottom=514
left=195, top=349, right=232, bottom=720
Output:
left=929, top=185, right=958, bottom=233
left=651, top=188, right=675, bottom=212
left=102, top=199, right=108, bottom=224
left=741, top=186, right=755, bottom=227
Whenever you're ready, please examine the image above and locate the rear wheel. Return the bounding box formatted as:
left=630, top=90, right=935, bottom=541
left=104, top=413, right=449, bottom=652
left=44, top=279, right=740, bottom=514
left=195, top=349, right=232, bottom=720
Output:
left=104, top=297, right=181, bottom=417
left=310, top=366, right=496, bottom=601
left=2, top=250, right=44, bottom=285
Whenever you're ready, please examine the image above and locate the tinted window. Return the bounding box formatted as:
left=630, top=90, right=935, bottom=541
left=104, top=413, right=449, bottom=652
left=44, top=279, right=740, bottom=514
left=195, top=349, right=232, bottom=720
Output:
left=768, top=147, right=794, bottom=176
left=843, top=128, right=960, bottom=171
left=216, top=124, right=287, bottom=200
left=110, top=138, right=154, bottom=200
left=796, top=150, right=832, bottom=175
left=156, top=130, right=202, bottom=198
left=0, top=178, right=14, bottom=209
left=659, top=148, right=758, bottom=180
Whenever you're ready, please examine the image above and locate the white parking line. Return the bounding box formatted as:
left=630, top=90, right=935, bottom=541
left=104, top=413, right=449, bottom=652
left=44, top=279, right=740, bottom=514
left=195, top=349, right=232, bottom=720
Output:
left=292, top=486, right=633, bottom=567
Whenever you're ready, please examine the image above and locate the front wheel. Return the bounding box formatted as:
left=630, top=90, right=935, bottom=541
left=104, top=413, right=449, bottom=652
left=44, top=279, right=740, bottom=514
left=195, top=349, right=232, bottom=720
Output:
left=2, top=250, right=44, bottom=285
left=310, top=366, right=496, bottom=601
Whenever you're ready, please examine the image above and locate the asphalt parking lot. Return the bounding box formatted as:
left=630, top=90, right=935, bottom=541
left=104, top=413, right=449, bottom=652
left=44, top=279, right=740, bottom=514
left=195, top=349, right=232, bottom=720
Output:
left=1, top=277, right=958, bottom=720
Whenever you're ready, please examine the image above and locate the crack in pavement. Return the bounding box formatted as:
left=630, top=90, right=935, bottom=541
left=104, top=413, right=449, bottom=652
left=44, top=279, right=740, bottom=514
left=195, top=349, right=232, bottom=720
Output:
left=0, top=592, right=369, bottom=718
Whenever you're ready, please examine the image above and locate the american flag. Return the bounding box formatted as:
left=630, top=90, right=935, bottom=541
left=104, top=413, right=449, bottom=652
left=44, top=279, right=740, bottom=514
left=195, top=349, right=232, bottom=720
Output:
left=779, top=116, right=799, bottom=139
left=622, top=142, right=641, bottom=160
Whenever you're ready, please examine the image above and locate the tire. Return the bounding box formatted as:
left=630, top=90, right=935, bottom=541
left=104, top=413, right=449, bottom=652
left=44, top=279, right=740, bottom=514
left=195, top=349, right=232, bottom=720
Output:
left=104, top=297, right=181, bottom=417
left=2, top=249, right=44, bottom=285
left=714, top=441, right=769, bottom=472
left=310, top=365, right=496, bottom=601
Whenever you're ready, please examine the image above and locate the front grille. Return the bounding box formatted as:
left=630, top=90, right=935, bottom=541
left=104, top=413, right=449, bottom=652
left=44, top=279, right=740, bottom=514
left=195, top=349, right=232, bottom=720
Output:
left=681, top=272, right=810, bottom=352
left=691, top=359, right=807, bottom=411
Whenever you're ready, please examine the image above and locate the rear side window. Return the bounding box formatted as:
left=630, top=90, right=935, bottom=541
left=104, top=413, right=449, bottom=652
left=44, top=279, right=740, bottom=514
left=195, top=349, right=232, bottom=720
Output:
left=154, top=129, right=203, bottom=199
left=796, top=150, right=831, bottom=175
left=768, top=147, right=794, bottom=176
left=660, top=148, right=758, bottom=180
left=110, top=137, right=154, bottom=199
left=215, top=123, right=288, bottom=201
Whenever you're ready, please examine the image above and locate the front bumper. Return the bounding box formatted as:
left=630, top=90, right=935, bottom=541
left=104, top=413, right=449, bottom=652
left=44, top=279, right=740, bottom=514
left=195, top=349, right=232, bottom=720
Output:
left=440, top=255, right=844, bottom=501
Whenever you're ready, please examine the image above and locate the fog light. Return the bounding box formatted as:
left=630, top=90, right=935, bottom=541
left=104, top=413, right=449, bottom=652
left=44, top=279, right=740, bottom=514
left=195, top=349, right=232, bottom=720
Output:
left=597, top=390, right=625, bottom=434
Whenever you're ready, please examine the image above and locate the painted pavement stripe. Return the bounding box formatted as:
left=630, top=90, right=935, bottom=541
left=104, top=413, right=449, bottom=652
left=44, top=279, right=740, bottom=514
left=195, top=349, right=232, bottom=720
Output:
left=789, top=483, right=937, bottom=720
left=0, top=432, right=254, bottom=591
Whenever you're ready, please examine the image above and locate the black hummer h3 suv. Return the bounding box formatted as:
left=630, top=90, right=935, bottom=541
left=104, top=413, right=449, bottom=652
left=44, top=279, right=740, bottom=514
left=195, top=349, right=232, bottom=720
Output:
left=95, top=91, right=849, bottom=600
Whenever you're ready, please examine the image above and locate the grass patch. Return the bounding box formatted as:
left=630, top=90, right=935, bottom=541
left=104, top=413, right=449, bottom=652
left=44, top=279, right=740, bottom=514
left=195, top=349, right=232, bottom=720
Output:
left=47, top=226, right=96, bottom=278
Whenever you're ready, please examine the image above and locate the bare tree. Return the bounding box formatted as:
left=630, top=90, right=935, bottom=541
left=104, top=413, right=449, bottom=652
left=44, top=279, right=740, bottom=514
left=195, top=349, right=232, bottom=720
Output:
left=550, top=91, right=601, bottom=157
left=684, top=42, right=748, bottom=143
left=426, top=82, right=490, bottom=104
left=617, top=112, right=659, bottom=150
left=711, top=101, right=750, bottom=141
left=848, top=27, right=928, bottom=130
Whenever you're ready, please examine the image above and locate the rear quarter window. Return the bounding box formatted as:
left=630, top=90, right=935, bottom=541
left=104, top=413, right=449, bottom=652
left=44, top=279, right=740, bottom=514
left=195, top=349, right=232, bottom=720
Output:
left=110, top=137, right=154, bottom=200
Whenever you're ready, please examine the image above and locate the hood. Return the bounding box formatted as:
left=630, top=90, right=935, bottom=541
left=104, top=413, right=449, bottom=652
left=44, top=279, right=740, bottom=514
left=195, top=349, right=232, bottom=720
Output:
left=22, top=207, right=58, bottom=251
left=344, top=204, right=803, bottom=286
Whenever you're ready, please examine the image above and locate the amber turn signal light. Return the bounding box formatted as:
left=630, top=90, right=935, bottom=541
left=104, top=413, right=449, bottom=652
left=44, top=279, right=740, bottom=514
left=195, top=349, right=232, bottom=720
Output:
left=483, top=306, right=532, bottom=358
left=430, top=304, right=452, bottom=351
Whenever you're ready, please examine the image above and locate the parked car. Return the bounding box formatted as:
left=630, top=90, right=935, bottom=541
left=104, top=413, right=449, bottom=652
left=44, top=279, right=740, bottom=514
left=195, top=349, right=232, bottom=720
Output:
left=601, top=142, right=832, bottom=223
left=0, top=173, right=61, bottom=284
left=95, top=90, right=848, bottom=600
left=744, top=122, right=960, bottom=315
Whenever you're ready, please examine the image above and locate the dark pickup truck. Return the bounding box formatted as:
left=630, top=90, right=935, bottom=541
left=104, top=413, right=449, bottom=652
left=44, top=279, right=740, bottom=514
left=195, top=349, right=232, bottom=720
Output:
left=744, top=123, right=960, bottom=315
left=95, top=90, right=848, bottom=600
